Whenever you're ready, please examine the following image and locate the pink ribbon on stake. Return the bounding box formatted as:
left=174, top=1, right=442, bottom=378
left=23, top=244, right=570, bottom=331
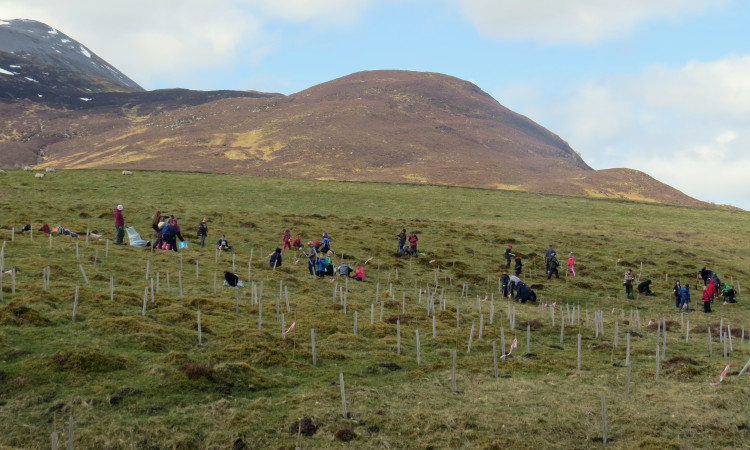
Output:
left=283, top=322, right=296, bottom=336
left=364, top=257, right=373, bottom=264
left=710, top=364, right=731, bottom=386
left=429, top=259, right=436, bottom=264
left=501, top=338, right=518, bottom=360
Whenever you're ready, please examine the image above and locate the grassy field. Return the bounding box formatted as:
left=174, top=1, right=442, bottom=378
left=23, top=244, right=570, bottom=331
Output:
left=1, top=169, right=750, bottom=449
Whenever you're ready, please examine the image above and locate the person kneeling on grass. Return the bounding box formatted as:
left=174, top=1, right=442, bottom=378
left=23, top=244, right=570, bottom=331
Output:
left=353, top=266, right=365, bottom=281
left=637, top=280, right=654, bottom=296
left=270, top=248, right=282, bottom=268
left=217, top=235, right=233, bottom=252
left=515, top=282, right=536, bottom=303
left=723, top=283, right=737, bottom=304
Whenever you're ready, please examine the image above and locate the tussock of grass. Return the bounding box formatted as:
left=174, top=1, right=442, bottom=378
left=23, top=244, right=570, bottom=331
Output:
left=0, top=303, right=52, bottom=326
left=49, top=348, right=130, bottom=372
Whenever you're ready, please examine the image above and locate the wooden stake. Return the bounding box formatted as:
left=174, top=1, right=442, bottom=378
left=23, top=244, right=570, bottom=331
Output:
left=72, top=285, right=79, bottom=322
left=626, top=362, right=632, bottom=399
left=339, top=373, right=348, bottom=418
left=311, top=329, right=317, bottom=366
left=68, top=416, right=74, bottom=450
left=467, top=322, right=475, bottom=353
left=601, top=394, right=607, bottom=444
left=197, top=310, right=202, bottom=344
left=397, top=319, right=401, bottom=355
left=415, top=330, right=421, bottom=365
left=452, top=351, right=457, bottom=393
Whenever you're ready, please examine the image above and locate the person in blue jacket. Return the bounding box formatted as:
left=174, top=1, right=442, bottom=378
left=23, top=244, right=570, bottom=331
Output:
left=679, top=284, right=691, bottom=311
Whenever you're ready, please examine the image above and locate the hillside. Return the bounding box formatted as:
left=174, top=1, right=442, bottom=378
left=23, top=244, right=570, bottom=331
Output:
left=0, top=170, right=749, bottom=448
left=0, top=20, right=712, bottom=208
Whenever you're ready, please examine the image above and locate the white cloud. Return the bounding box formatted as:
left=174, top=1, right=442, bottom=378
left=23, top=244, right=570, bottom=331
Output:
left=496, top=54, right=750, bottom=209
left=458, top=0, right=725, bottom=45
left=247, top=0, right=378, bottom=24
left=0, top=0, right=379, bottom=89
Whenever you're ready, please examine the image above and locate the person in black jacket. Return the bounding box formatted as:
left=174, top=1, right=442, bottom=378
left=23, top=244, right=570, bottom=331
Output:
left=505, top=245, right=514, bottom=268
left=546, top=256, right=560, bottom=280
left=515, top=282, right=537, bottom=303
left=501, top=271, right=510, bottom=297
left=638, top=279, right=654, bottom=296
left=673, top=280, right=682, bottom=307
left=514, top=254, right=523, bottom=276
left=270, top=248, right=282, bottom=268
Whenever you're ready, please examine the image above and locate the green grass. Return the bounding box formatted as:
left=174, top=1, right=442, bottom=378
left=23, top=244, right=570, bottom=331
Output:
left=1, top=169, right=750, bottom=449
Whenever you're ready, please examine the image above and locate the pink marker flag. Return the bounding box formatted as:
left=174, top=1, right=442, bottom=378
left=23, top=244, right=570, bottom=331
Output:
left=283, top=321, right=296, bottom=336
left=552, top=302, right=557, bottom=307
left=364, top=257, right=374, bottom=264
left=294, top=259, right=299, bottom=265
left=710, top=364, right=731, bottom=386
left=501, top=338, right=518, bottom=360
left=429, top=259, right=436, bottom=264
left=612, top=308, right=615, bottom=313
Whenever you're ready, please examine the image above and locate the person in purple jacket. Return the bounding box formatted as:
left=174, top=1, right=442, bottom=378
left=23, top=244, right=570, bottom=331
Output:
left=170, top=215, right=184, bottom=242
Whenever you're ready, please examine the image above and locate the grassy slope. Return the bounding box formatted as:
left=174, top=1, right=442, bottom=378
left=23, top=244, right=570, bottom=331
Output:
left=1, top=170, right=750, bottom=449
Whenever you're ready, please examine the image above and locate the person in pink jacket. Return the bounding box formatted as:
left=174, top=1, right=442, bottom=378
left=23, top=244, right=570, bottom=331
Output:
left=353, top=266, right=365, bottom=281
left=114, top=204, right=125, bottom=245
left=567, top=252, right=576, bottom=277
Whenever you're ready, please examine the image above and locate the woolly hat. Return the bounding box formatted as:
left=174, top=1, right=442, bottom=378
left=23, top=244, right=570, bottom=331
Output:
left=117, top=204, right=123, bottom=210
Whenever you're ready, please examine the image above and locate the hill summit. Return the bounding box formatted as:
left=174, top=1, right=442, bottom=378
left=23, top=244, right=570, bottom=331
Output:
left=0, top=20, right=710, bottom=207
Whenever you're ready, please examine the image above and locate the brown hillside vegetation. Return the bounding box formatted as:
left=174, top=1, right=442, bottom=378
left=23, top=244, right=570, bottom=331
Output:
left=0, top=70, right=713, bottom=207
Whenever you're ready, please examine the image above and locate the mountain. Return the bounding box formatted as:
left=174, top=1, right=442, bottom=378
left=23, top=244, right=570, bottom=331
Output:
left=0, top=19, right=715, bottom=208
left=0, top=19, right=143, bottom=105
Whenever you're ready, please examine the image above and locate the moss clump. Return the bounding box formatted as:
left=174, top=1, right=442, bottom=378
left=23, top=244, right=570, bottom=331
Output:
left=50, top=349, right=130, bottom=373
left=0, top=303, right=52, bottom=326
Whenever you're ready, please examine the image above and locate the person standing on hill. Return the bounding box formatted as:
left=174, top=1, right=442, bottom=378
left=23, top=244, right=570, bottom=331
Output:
left=114, top=204, right=125, bottom=245
left=505, top=245, right=514, bottom=268
left=198, top=218, right=208, bottom=248
left=544, top=245, right=556, bottom=273
left=409, top=232, right=419, bottom=255
left=283, top=229, right=292, bottom=251
left=673, top=280, right=682, bottom=308
left=514, top=254, right=523, bottom=276
left=397, top=229, right=407, bottom=253
left=546, top=255, right=560, bottom=279
left=624, top=269, right=635, bottom=299
left=567, top=252, right=576, bottom=277
left=501, top=271, right=510, bottom=297
left=679, top=284, right=691, bottom=311
left=170, top=215, right=184, bottom=243
left=703, top=287, right=712, bottom=313
left=152, top=211, right=162, bottom=238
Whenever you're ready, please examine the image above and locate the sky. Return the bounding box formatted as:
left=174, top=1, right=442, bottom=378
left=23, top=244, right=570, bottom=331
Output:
left=2, top=0, right=749, bottom=209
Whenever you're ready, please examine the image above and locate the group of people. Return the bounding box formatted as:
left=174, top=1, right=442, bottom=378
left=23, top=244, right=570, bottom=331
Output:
left=622, top=265, right=739, bottom=314
left=501, top=270, right=536, bottom=303
left=396, top=229, right=419, bottom=256
left=147, top=211, right=186, bottom=252
left=116, top=209, right=742, bottom=311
